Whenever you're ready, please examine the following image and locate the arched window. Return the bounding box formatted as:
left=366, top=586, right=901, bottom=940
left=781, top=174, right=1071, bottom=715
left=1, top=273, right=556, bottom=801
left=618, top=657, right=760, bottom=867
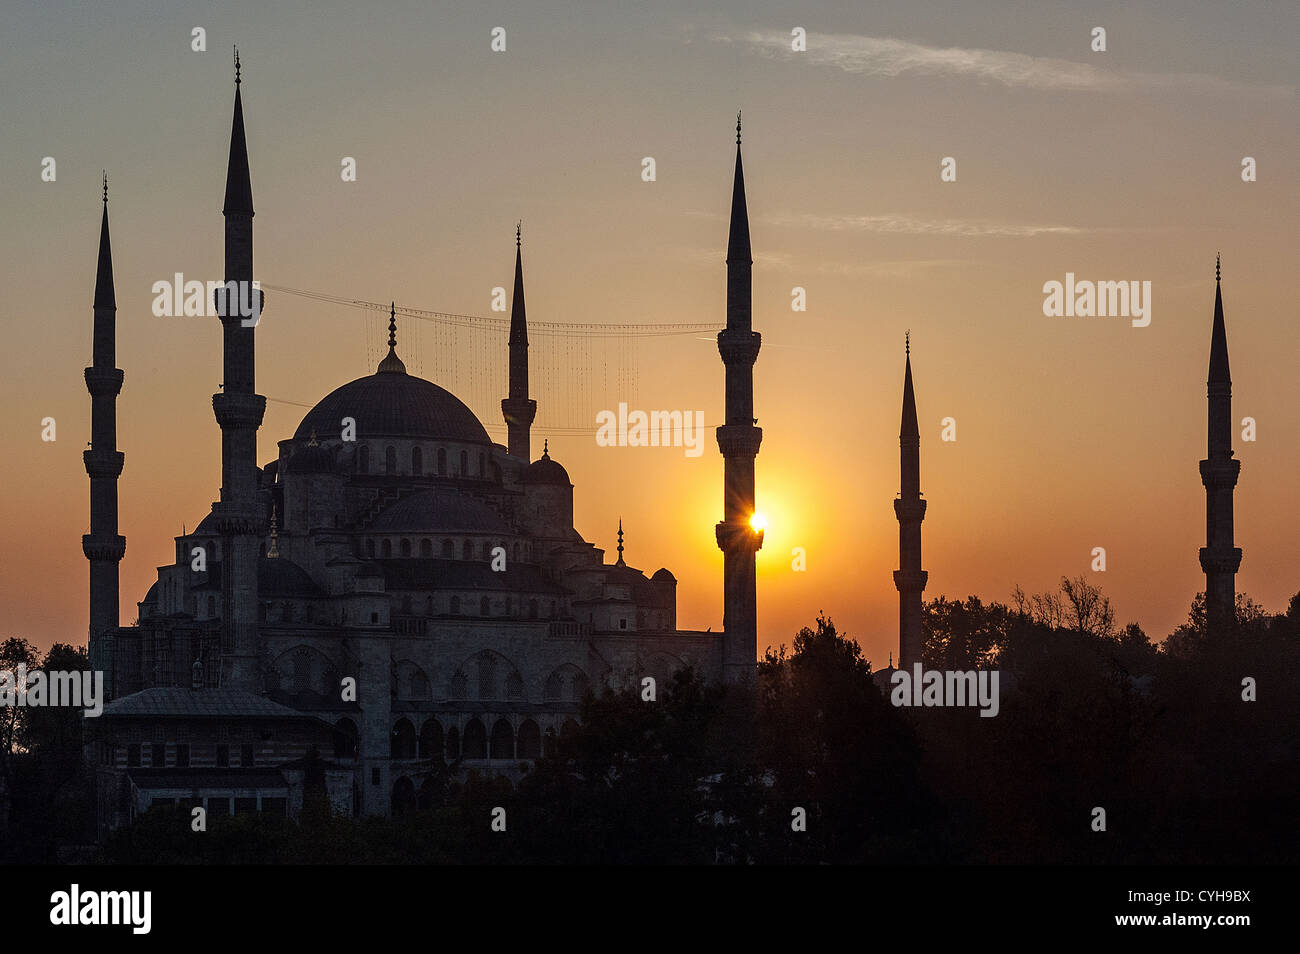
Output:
left=358, top=445, right=369, bottom=474
left=385, top=445, right=396, bottom=474
left=333, top=718, right=358, bottom=760
left=543, top=726, right=557, bottom=758
left=450, top=671, right=468, bottom=699
left=445, top=726, right=460, bottom=761
left=462, top=719, right=487, bottom=759
left=481, top=541, right=492, bottom=560
left=206, top=596, right=216, bottom=617
left=459, top=450, right=468, bottom=475
left=418, top=719, right=443, bottom=759
left=544, top=672, right=563, bottom=701
left=420, top=539, right=432, bottom=557
left=391, top=777, right=415, bottom=816
left=424, top=596, right=433, bottom=615
left=436, top=447, right=446, bottom=475
left=381, top=539, right=392, bottom=558
left=480, top=596, right=490, bottom=617
left=571, top=672, right=590, bottom=703
left=517, top=720, right=542, bottom=759
left=412, top=446, right=423, bottom=474
left=478, top=453, right=485, bottom=477
left=365, top=539, right=376, bottom=558
left=410, top=669, right=428, bottom=699
left=400, top=538, right=411, bottom=557
left=477, top=653, right=496, bottom=699
left=450, top=596, right=461, bottom=615
left=463, top=539, right=473, bottom=560
left=292, top=655, right=311, bottom=695
left=506, top=671, right=524, bottom=700
left=390, top=719, right=416, bottom=759
left=490, top=719, right=514, bottom=760
left=512, top=543, right=520, bottom=563
left=441, top=539, right=454, bottom=558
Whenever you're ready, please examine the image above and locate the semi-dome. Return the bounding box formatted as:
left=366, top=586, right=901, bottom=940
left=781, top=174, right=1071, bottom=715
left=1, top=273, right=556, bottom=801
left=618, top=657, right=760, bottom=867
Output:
left=368, top=490, right=510, bottom=534
left=293, top=371, right=491, bottom=445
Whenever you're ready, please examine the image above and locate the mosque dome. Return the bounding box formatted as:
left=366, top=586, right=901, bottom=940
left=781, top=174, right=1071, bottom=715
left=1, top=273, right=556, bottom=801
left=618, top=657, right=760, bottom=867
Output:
left=523, top=443, right=571, bottom=486
left=293, top=370, right=491, bottom=445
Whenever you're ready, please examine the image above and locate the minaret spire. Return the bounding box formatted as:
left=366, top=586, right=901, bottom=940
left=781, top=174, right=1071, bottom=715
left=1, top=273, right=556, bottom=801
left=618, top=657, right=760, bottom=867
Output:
left=715, top=114, right=763, bottom=685
left=84, top=178, right=127, bottom=698
left=211, top=54, right=266, bottom=691
left=502, top=223, right=537, bottom=459
left=894, top=336, right=927, bottom=669
left=1200, top=255, right=1241, bottom=638
left=616, top=518, right=625, bottom=567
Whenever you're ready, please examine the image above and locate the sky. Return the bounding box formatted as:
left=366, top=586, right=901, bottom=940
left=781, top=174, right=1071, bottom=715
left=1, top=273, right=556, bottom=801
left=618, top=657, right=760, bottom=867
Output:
left=1, top=0, right=1297, bottom=666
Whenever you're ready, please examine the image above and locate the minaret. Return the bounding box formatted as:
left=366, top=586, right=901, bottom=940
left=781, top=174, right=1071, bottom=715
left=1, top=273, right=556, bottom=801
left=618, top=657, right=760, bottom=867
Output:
left=83, top=173, right=126, bottom=698
left=615, top=519, right=625, bottom=567
left=210, top=49, right=266, bottom=691
left=1199, top=255, right=1241, bottom=638
left=501, top=222, right=536, bottom=460
left=893, top=334, right=928, bottom=668
left=715, top=113, right=764, bottom=686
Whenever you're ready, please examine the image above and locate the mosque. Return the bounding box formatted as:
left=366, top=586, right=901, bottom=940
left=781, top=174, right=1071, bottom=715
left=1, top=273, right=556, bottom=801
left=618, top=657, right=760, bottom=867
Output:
left=82, top=62, right=764, bottom=831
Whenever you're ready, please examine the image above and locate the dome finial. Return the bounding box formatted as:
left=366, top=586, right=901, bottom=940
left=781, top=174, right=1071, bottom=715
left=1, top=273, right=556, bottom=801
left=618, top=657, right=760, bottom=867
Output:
left=234, top=45, right=241, bottom=85
left=616, top=518, right=625, bottom=566
left=905, top=329, right=910, bottom=356
left=542, top=438, right=549, bottom=458
left=516, top=220, right=521, bottom=249
left=1216, top=252, right=1221, bottom=284
left=736, top=110, right=742, bottom=145
left=307, top=427, right=318, bottom=447
left=102, top=170, right=108, bottom=205
left=268, top=504, right=279, bottom=558
left=377, top=301, right=407, bottom=373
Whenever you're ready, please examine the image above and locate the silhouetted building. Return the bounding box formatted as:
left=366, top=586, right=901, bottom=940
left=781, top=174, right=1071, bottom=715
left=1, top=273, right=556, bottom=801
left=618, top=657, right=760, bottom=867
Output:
left=84, top=64, right=744, bottom=833
left=893, top=337, right=927, bottom=668
left=715, top=114, right=764, bottom=685
left=1199, top=256, right=1242, bottom=637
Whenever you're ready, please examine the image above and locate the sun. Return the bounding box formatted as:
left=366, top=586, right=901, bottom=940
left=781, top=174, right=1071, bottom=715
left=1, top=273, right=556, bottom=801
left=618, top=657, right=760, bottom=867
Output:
left=749, top=511, right=768, bottom=532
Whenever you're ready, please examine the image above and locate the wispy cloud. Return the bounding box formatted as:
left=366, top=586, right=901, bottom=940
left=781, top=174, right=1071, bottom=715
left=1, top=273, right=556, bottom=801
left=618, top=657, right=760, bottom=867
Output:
left=715, top=30, right=1292, bottom=97
left=767, top=212, right=1088, bottom=238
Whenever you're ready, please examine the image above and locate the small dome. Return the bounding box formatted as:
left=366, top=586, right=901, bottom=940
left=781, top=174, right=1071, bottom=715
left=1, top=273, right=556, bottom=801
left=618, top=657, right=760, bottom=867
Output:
left=523, top=445, right=571, bottom=486
left=651, top=568, right=676, bottom=583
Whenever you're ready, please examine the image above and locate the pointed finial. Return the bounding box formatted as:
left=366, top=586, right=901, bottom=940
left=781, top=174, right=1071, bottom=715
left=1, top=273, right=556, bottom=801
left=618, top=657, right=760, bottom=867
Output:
left=516, top=220, right=521, bottom=249
left=307, top=427, right=319, bottom=447
left=889, top=651, right=893, bottom=668
left=905, top=330, right=910, bottom=356
left=616, top=518, right=625, bottom=565
left=542, top=438, right=549, bottom=458
left=234, top=46, right=241, bottom=85
left=101, top=170, right=108, bottom=204
left=736, top=110, right=742, bottom=145
left=268, top=504, right=279, bottom=558
left=388, top=301, right=397, bottom=349
left=1216, top=252, right=1221, bottom=283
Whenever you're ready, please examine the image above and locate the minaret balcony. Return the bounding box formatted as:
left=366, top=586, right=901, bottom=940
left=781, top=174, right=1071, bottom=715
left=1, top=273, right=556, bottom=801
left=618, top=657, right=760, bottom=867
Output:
left=1199, top=457, right=1240, bottom=488
left=894, top=497, right=927, bottom=521
left=715, top=520, right=763, bottom=554
left=716, top=424, right=763, bottom=458
left=1198, top=547, right=1242, bottom=574
left=717, top=329, right=761, bottom=365
left=83, top=449, right=124, bottom=478
left=893, top=569, right=928, bottom=591
left=212, top=392, right=267, bottom=428
left=82, top=533, right=126, bottom=562
left=84, top=366, right=124, bottom=397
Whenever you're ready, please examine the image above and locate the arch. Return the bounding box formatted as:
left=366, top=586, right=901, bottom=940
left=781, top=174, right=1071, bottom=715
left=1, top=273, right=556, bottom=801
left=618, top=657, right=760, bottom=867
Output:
left=478, top=452, right=485, bottom=477
left=462, top=718, right=487, bottom=759
left=476, top=650, right=496, bottom=699
left=480, top=595, right=490, bottom=617
left=517, top=720, right=542, bottom=759
left=544, top=671, right=563, bottom=701
left=333, top=717, right=358, bottom=760
left=463, top=539, right=473, bottom=560
left=358, top=445, right=370, bottom=474
left=441, top=539, right=454, bottom=558
left=206, top=596, right=216, bottom=617
left=459, top=450, right=468, bottom=475
left=543, top=726, right=557, bottom=758
left=506, top=671, right=525, bottom=700
left=412, top=446, right=423, bottom=474
left=400, top=538, right=411, bottom=557
left=390, top=718, right=416, bottom=759
left=394, top=660, right=430, bottom=701
left=420, top=538, right=432, bottom=557
left=385, top=445, right=396, bottom=475
left=419, top=718, right=443, bottom=759
left=436, top=447, right=447, bottom=475
left=490, top=719, right=515, bottom=760
left=561, top=718, right=579, bottom=740
left=418, top=776, right=439, bottom=811
left=273, top=645, right=336, bottom=699
left=381, top=539, right=392, bottom=558
left=543, top=664, right=590, bottom=704
left=445, top=725, right=461, bottom=761
left=481, top=541, right=493, bottom=560
left=365, top=538, right=376, bottom=558
left=391, top=776, right=416, bottom=816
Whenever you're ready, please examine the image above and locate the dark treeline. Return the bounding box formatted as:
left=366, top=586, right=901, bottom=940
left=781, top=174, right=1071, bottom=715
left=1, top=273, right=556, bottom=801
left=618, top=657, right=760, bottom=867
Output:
left=6, top=577, right=1298, bottom=864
